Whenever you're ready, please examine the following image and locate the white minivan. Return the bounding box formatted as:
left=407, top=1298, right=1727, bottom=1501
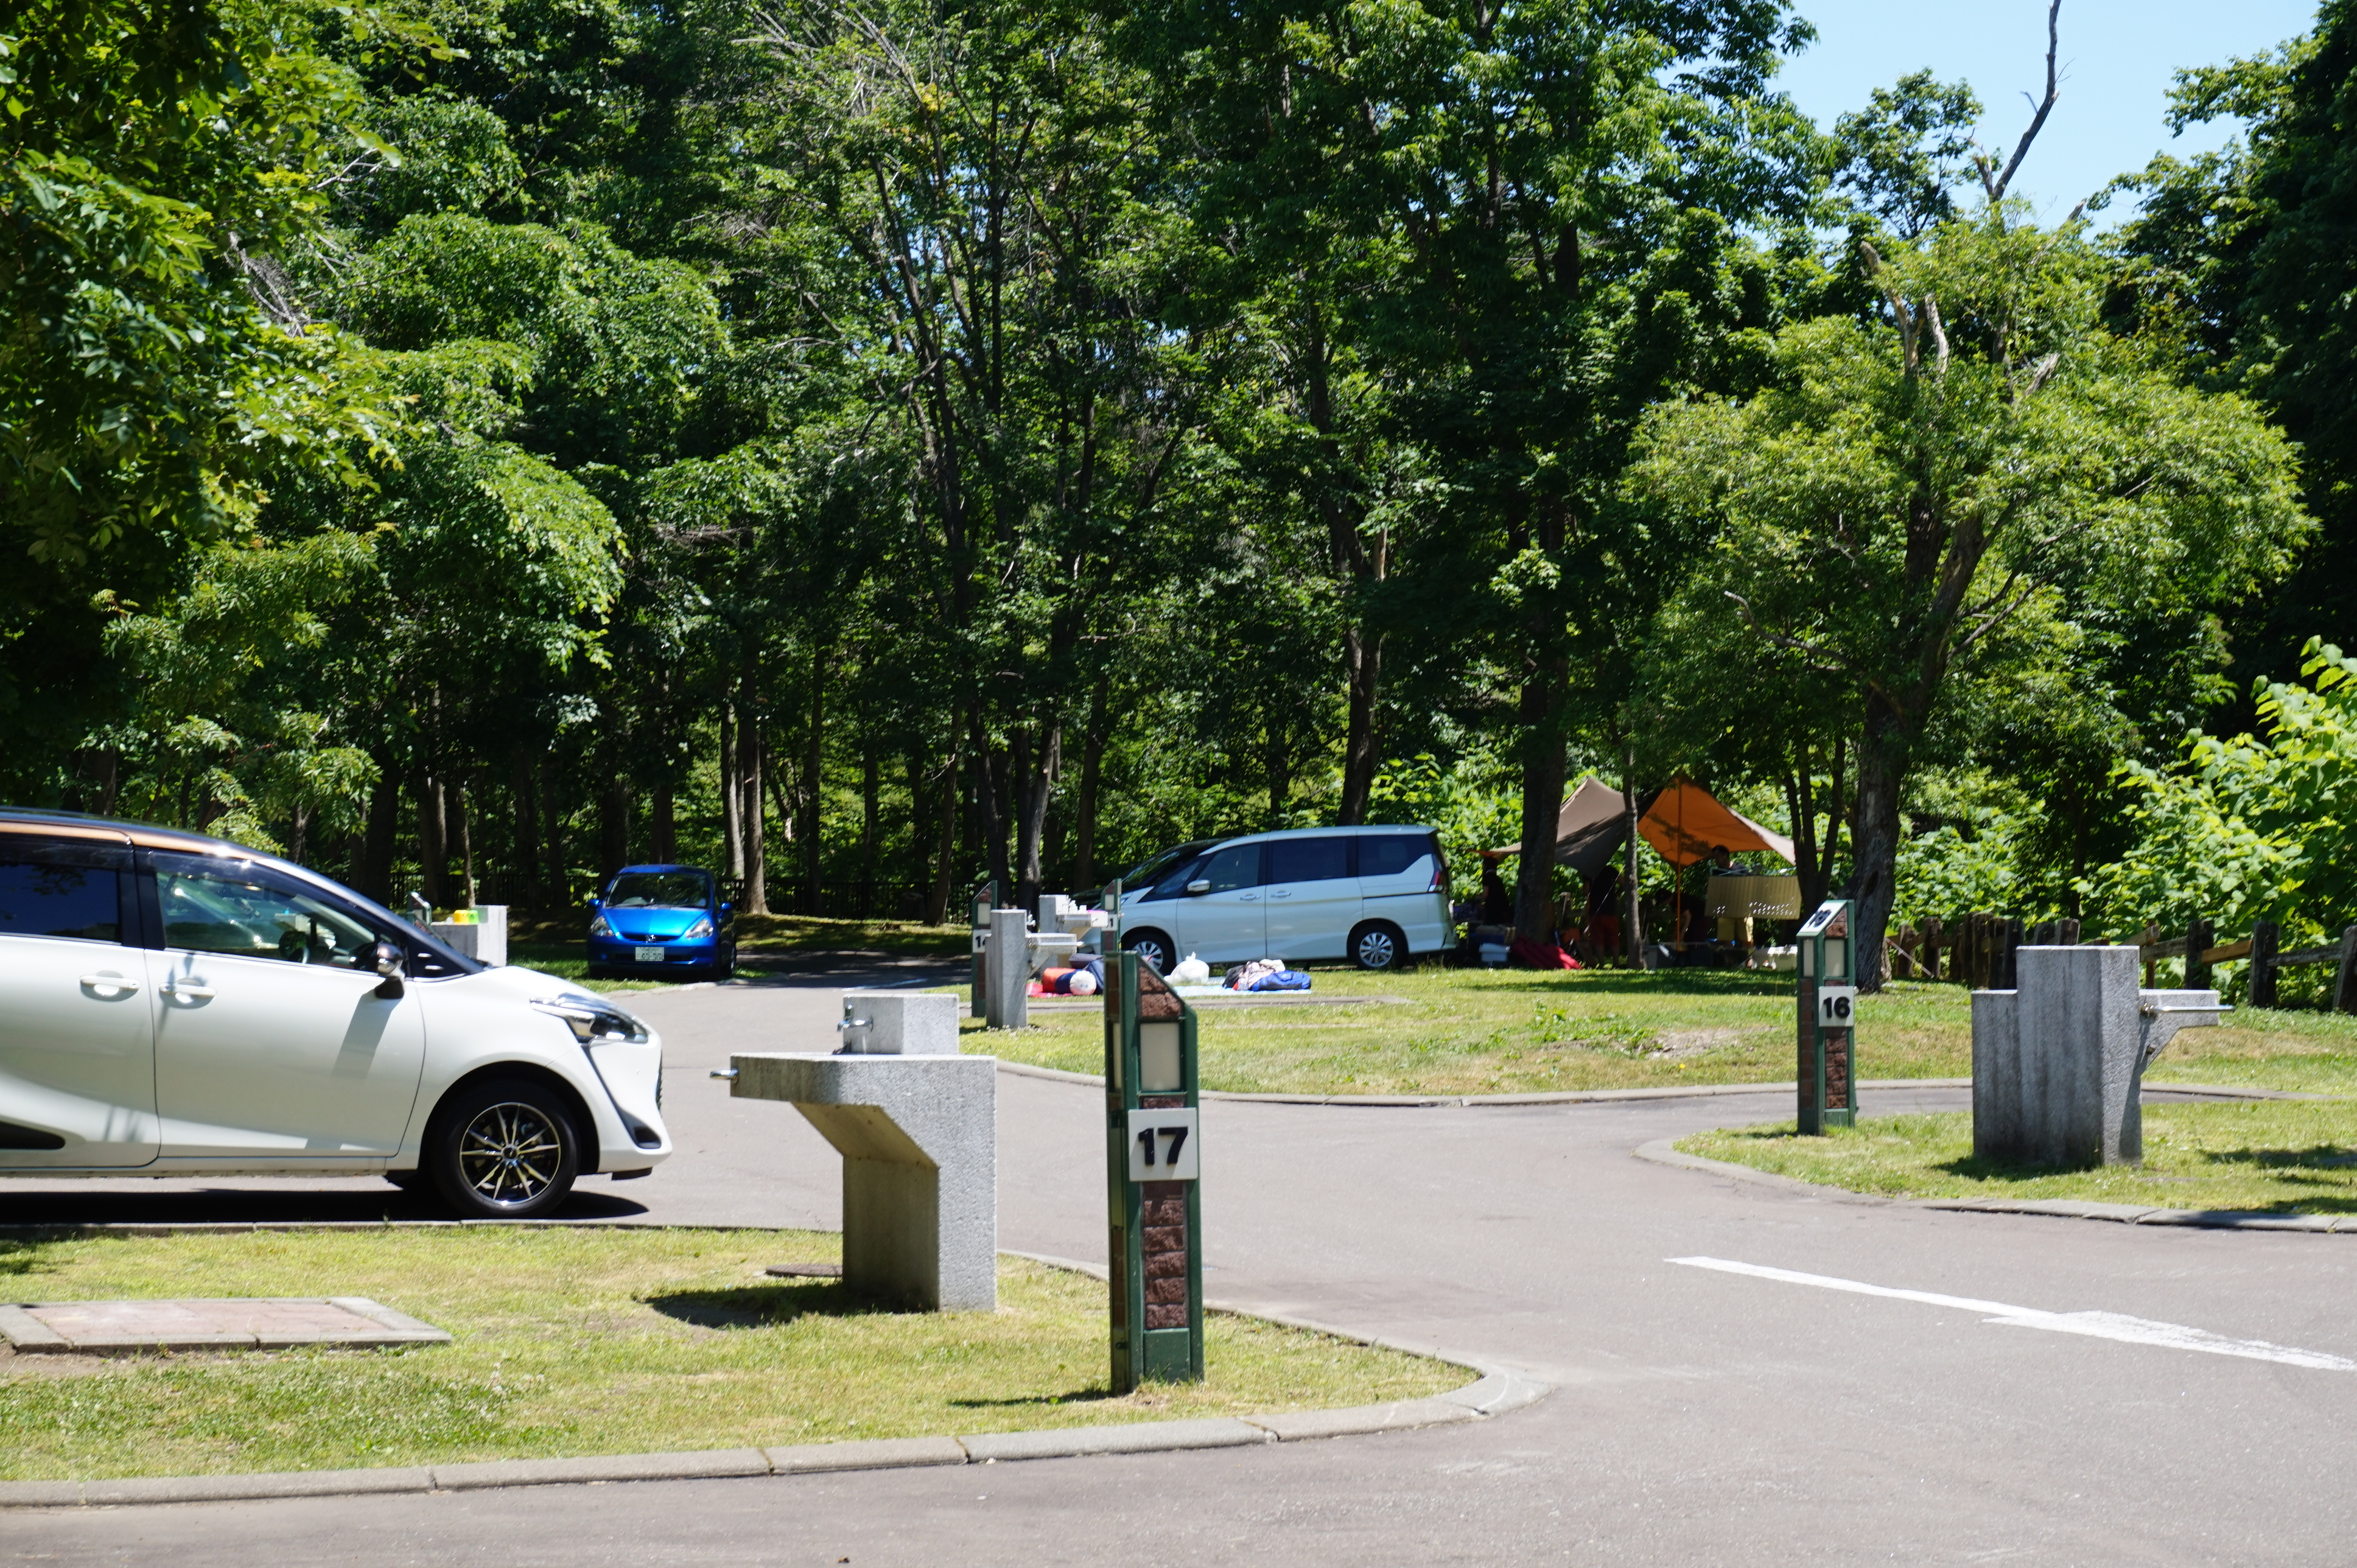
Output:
left=0, top=808, right=670, bottom=1217
left=1107, top=825, right=1451, bottom=973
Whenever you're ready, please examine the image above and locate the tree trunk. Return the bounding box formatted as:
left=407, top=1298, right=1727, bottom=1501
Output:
left=721, top=703, right=743, bottom=880
left=1622, top=739, right=1645, bottom=966
left=924, top=752, right=959, bottom=925
left=861, top=744, right=880, bottom=915
left=415, top=772, right=447, bottom=910
left=511, top=752, right=542, bottom=909
left=1264, top=715, right=1291, bottom=822
left=800, top=643, right=825, bottom=915
left=1786, top=756, right=1826, bottom=911
left=599, top=779, right=629, bottom=884
left=1826, top=732, right=1847, bottom=886
left=742, top=726, right=769, bottom=915
left=540, top=767, right=568, bottom=906
left=452, top=778, right=477, bottom=907
left=1014, top=723, right=1059, bottom=911
left=1850, top=695, right=1908, bottom=993
left=1512, top=658, right=1569, bottom=949
left=973, top=713, right=1011, bottom=898
left=355, top=758, right=398, bottom=905
left=1338, top=625, right=1383, bottom=825
left=1074, top=677, right=1107, bottom=890
left=650, top=787, right=676, bottom=864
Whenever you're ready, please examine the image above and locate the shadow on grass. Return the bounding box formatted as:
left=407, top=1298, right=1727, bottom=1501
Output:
left=947, top=1389, right=1115, bottom=1409
left=1445, top=968, right=1795, bottom=998
left=645, top=1280, right=917, bottom=1328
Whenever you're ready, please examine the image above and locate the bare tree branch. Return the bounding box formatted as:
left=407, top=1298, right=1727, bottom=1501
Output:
left=1985, top=0, right=2062, bottom=205
left=1858, top=240, right=1919, bottom=373
left=1923, top=296, right=1950, bottom=377
left=1725, top=592, right=1852, bottom=676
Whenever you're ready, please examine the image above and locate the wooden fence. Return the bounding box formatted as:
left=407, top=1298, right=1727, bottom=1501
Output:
left=1883, top=914, right=2357, bottom=1013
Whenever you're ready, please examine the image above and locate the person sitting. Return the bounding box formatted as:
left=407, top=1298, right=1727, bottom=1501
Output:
left=1480, top=858, right=1513, bottom=924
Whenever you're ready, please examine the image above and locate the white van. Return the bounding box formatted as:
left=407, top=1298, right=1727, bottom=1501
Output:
left=1106, top=826, right=1451, bottom=973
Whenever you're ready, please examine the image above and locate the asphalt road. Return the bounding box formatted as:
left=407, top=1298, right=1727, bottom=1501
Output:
left=9, top=968, right=2357, bottom=1564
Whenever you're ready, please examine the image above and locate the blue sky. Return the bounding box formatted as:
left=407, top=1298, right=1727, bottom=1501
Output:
left=1774, top=0, right=2319, bottom=224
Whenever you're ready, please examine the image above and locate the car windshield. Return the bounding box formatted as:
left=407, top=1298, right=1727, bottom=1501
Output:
left=606, top=872, right=711, bottom=909
left=1121, top=842, right=1208, bottom=892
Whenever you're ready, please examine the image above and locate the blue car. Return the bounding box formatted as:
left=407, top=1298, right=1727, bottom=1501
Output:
left=586, top=865, right=735, bottom=980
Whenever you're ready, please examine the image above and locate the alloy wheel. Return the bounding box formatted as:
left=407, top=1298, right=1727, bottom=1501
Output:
left=1354, top=926, right=1398, bottom=970
left=458, top=1101, right=566, bottom=1208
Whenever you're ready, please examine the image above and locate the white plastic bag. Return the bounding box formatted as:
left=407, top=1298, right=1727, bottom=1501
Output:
left=1171, top=953, right=1211, bottom=985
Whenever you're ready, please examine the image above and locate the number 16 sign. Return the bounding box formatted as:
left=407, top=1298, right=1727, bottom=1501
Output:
left=1126, top=1108, right=1200, bottom=1181
left=1816, top=985, right=1858, bottom=1029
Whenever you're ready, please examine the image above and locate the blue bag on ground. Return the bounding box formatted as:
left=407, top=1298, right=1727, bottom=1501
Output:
left=1249, top=968, right=1312, bottom=992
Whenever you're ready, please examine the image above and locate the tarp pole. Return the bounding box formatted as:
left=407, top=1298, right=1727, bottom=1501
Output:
left=1622, top=741, right=1643, bottom=967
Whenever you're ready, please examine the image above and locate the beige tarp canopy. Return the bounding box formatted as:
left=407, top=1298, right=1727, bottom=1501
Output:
left=1492, top=775, right=1794, bottom=874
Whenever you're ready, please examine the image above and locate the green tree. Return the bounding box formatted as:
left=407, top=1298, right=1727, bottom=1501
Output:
left=1, top=0, right=413, bottom=788
left=1634, top=215, right=2307, bottom=987
left=2110, top=10, right=2357, bottom=687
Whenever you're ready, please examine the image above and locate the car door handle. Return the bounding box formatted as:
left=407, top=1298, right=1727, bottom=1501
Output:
left=161, top=981, right=215, bottom=1000
left=1239, top=893, right=1258, bottom=901
left=1269, top=889, right=1291, bottom=898
left=79, top=973, right=142, bottom=993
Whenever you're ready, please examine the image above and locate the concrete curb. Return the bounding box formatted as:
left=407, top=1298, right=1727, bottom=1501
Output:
left=1636, top=1138, right=2357, bottom=1234
left=0, top=1253, right=1549, bottom=1510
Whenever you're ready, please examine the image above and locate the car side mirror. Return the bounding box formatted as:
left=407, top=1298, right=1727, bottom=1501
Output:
left=1186, top=880, right=1211, bottom=896
left=372, top=941, right=405, bottom=999
left=718, top=901, right=732, bottom=915
left=588, top=896, right=603, bottom=911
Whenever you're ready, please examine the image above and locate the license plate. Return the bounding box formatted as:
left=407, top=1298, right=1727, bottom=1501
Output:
left=634, top=946, right=663, bottom=963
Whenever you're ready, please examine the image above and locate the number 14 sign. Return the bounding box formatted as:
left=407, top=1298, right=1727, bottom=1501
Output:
left=1126, top=1108, right=1200, bottom=1181
left=1816, top=985, right=1858, bottom=1029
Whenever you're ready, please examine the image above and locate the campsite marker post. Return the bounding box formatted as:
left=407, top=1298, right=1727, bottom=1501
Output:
left=1797, top=898, right=1858, bottom=1132
left=1104, top=926, right=1205, bottom=1393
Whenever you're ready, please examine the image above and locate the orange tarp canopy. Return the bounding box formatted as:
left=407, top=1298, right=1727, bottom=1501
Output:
left=1638, top=779, right=1795, bottom=869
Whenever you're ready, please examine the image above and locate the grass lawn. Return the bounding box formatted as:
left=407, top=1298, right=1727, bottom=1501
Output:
left=958, top=968, right=1977, bottom=1096
left=1679, top=1100, right=2357, bottom=1214
left=0, top=1229, right=1455, bottom=1482
left=956, top=967, right=2357, bottom=1097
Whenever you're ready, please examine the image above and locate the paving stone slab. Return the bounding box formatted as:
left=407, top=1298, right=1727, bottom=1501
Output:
left=2, top=1298, right=450, bottom=1353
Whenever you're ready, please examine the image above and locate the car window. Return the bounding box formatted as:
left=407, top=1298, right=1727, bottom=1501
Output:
left=606, top=872, right=712, bottom=908
left=1198, top=844, right=1264, bottom=894
left=1358, top=834, right=1434, bottom=880
left=153, top=855, right=381, bottom=968
left=1268, top=837, right=1350, bottom=884
left=0, top=839, right=126, bottom=943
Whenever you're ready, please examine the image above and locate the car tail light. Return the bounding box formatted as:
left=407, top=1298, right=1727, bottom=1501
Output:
left=1429, top=835, right=1448, bottom=891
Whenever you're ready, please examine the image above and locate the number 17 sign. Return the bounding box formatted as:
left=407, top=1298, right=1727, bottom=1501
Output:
left=1126, top=1108, right=1200, bottom=1181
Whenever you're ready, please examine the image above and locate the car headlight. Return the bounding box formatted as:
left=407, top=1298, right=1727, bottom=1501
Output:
left=532, top=995, right=648, bottom=1043
left=684, top=916, right=715, bottom=939
left=589, top=914, right=614, bottom=938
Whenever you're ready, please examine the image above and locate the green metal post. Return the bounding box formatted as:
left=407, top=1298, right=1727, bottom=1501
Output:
left=1797, top=898, right=1858, bottom=1133
left=1106, top=947, right=1204, bottom=1393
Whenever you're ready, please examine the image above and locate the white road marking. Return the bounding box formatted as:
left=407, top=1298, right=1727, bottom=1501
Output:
left=1668, top=1256, right=2357, bottom=1371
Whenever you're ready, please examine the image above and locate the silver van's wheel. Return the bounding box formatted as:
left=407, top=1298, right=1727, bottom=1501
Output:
left=428, top=1079, right=581, bottom=1219
left=1124, top=928, right=1177, bottom=975
left=1350, top=922, right=1404, bottom=971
